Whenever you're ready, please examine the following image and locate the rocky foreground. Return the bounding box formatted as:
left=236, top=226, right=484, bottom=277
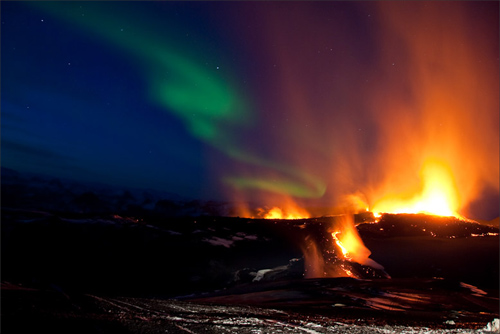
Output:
left=2, top=278, right=499, bottom=334
left=2, top=208, right=499, bottom=333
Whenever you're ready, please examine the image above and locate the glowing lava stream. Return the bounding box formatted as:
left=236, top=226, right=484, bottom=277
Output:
left=329, top=215, right=385, bottom=271
left=331, top=231, right=350, bottom=261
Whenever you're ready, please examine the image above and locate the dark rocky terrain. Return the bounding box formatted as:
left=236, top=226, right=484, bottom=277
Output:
left=1, top=168, right=499, bottom=333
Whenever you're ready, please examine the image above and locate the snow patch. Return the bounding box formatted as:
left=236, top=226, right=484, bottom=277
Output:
left=252, top=269, right=273, bottom=282
left=483, top=318, right=500, bottom=332
left=203, top=237, right=234, bottom=248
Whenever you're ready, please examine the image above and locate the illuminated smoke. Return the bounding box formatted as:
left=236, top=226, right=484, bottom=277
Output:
left=364, top=3, right=499, bottom=218
left=228, top=2, right=498, bottom=218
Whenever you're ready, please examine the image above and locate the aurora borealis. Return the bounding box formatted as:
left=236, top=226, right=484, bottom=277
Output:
left=2, top=1, right=499, bottom=220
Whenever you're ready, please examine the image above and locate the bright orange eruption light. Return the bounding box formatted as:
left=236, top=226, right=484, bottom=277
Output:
left=372, top=158, right=466, bottom=219
left=259, top=206, right=309, bottom=219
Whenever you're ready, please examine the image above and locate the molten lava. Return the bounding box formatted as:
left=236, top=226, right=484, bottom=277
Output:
left=330, top=215, right=384, bottom=270
left=303, top=214, right=386, bottom=279
left=331, top=231, right=350, bottom=260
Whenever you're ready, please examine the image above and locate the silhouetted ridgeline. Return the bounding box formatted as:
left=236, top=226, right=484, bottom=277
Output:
left=1, top=167, right=231, bottom=217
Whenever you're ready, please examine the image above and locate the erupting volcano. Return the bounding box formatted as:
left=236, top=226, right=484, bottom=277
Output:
left=226, top=2, right=498, bottom=226
left=226, top=2, right=498, bottom=281
left=2, top=1, right=498, bottom=333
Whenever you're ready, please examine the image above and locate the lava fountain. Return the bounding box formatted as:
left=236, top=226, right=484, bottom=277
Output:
left=370, top=158, right=466, bottom=220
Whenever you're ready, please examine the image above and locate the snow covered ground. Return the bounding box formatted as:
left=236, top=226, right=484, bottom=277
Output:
left=3, top=284, right=498, bottom=333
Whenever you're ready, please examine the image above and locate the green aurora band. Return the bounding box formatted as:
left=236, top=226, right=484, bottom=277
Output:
left=31, top=2, right=326, bottom=198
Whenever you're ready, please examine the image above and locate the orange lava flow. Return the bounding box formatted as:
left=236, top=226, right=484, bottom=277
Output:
left=330, top=215, right=384, bottom=270
left=331, top=231, right=350, bottom=260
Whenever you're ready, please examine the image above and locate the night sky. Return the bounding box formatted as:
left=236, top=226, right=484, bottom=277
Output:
left=1, top=2, right=498, bottom=219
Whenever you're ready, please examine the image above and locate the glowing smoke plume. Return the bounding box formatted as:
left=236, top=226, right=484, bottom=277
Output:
left=364, top=3, right=499, bottom=219
left=228, top=2, right=498, bottom=219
